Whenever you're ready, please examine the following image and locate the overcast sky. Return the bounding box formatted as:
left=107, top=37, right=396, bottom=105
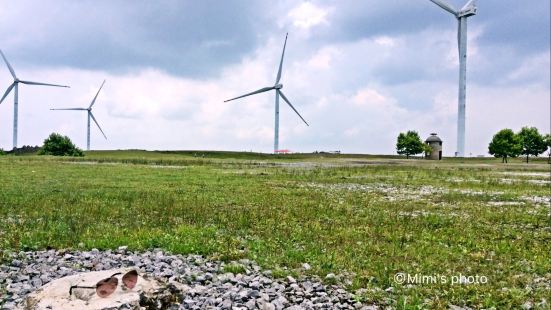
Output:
left=0, top=0, right=549, bottom=155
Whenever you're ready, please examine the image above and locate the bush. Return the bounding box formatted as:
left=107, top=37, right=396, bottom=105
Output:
left=38, top=133, right=84, bottom=157
left=0, top=148, right=6, bottom=156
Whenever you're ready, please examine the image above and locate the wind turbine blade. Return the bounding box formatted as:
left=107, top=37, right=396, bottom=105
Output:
left=19, top=80, right=70, bottom=88
left=89, top=112, right=107, bottom=139
left=50, top=108, right=87, bottom=111
left=0, top=50, right=17, bottom=79
left=0, top=83, right=15, bottom=105
left=275, top=33, right=288, bottom=84
left=429, top=0, right=458, bottom=16
left=277, top=90, right=309, bottom=126
left=89, top=80, right=106, bottom=109
left=461, top=0, right=476, bottom=11
left=224, top=86, right=274, bottom=102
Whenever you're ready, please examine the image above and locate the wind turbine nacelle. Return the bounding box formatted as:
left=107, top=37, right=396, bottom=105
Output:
left=274, top=84, right=283, bottom=89
left=458, top=7, right=476, bottom=17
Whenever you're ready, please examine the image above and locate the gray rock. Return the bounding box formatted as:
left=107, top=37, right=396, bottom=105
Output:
left=261, top=302, right=276, bottom=310
left=249, top=280, right=260, bottom=290
left=31, top=278, right=42, bottom=288
left=248, top=290, right=260, bottom=299
left=314, top=283, right=325, bottom=292
left=0, top=249, right=365, bottom=310
left=11, top=260, right=21, bottom=267
left=221, top=298, right=232, bottom=309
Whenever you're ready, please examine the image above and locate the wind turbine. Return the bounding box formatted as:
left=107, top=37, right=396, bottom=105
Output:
left=224, top=33, right=309, bottom=153
left=0, top=50, right=70, bottom=149
left=429, top=0, right=477, bottom=157
left=50, top=80, right=107, bottom=151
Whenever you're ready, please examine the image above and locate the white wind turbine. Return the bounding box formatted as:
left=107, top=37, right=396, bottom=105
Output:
left=224, top=33, right=309, bottom=153
left=0, top=50, right=70, bottom=149
left=429, top=0, right=477, bottom=157
left=50, top=80, right=107, bottom=151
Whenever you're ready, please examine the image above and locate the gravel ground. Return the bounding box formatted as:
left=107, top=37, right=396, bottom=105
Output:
left=0, top=248, right=373, bottom=309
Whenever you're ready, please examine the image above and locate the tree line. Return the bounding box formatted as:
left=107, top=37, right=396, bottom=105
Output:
left=395, top=126, right=551, bottom=163
left=489, top=127, right=550, bottom=163
left=0, top=133, right=84, bottom=157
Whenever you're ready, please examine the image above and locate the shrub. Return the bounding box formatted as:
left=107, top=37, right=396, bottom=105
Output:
left=38, top=133, right=84, bottom=157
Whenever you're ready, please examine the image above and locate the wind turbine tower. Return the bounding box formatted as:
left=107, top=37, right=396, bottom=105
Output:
left=50, top=80, right=107, bottom=151
left=429, top=0, right=477, bottom=157
left=0, top=50, right=70, bottom=149
left=224, top=33, right=308, bottom=153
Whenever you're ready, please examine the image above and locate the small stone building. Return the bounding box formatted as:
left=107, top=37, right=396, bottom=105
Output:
left=425, top=133, right=442, bottom=160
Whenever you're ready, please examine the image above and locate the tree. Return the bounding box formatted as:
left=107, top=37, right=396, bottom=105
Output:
left=517, top=127, right=546, bottom=163
left=488, top=129, right=521, bottom=163
left=423, top=144, right=433, bottom=158
left=38, top=133, right=84, bottom=157
left=0, top=148, right=6, bottom=156
left=544, top=133, right=551, bottom=164
left=396, top=131, right=425, bottom=159
left=10, top=145, right=41, bottom=155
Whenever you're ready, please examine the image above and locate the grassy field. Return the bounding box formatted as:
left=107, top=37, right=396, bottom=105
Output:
left=1, top=151, right=550, bottom=309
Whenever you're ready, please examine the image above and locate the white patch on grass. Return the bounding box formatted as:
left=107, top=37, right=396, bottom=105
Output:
left=522, top=196, right=551, bottom=206
left=499, top=178, right=550, bottom=185
left=445, top=177, right=481, bottom=183
left=500, top=172, right=550, bottom=178
left=487, top=201, right=524, bottom=207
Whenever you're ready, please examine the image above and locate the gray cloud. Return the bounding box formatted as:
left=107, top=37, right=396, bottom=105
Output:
left=1, top=0, right=267, bottom=78
left=1, top=0, right=548, bottom=85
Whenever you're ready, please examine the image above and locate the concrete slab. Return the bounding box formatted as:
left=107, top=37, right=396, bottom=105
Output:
left=20, top=268, right=163, bottom=310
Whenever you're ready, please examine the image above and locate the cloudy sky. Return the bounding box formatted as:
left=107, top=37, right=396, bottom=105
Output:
left=0, top=0, right=549, bottom=155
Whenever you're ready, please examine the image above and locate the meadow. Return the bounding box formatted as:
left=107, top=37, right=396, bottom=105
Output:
left=0, top=151, right=550, bottom=309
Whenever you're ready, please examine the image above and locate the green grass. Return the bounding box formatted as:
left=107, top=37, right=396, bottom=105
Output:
left=223, top=263, right=247, bottom=275
left=1, top=151, right=550, bottom=309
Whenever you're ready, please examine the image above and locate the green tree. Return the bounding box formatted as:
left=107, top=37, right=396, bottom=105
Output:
left=488, top=129, right=521, bottom=163
left=517, top=127, right=546, bottom=163
left=423, top=144, right=433, bottom=158
left=38, top=133, right=84, bottom=157
left=396, top=130, right=425, bottom=159
left=544, top=133, right=551, bottom=164
left=0, top=148, right=6, bottom=156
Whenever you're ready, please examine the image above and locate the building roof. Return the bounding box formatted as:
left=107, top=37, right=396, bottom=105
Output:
left=425, top=133, right=442, bottom=143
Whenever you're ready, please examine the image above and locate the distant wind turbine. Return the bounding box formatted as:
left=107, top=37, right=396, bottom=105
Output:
left=224, top=33, right=308, bottom=153
left=50, top=80, right=107, bottom=151
left=429, top=0, right=477, bottom=157
left=0, top=50, right=70, bottom=149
